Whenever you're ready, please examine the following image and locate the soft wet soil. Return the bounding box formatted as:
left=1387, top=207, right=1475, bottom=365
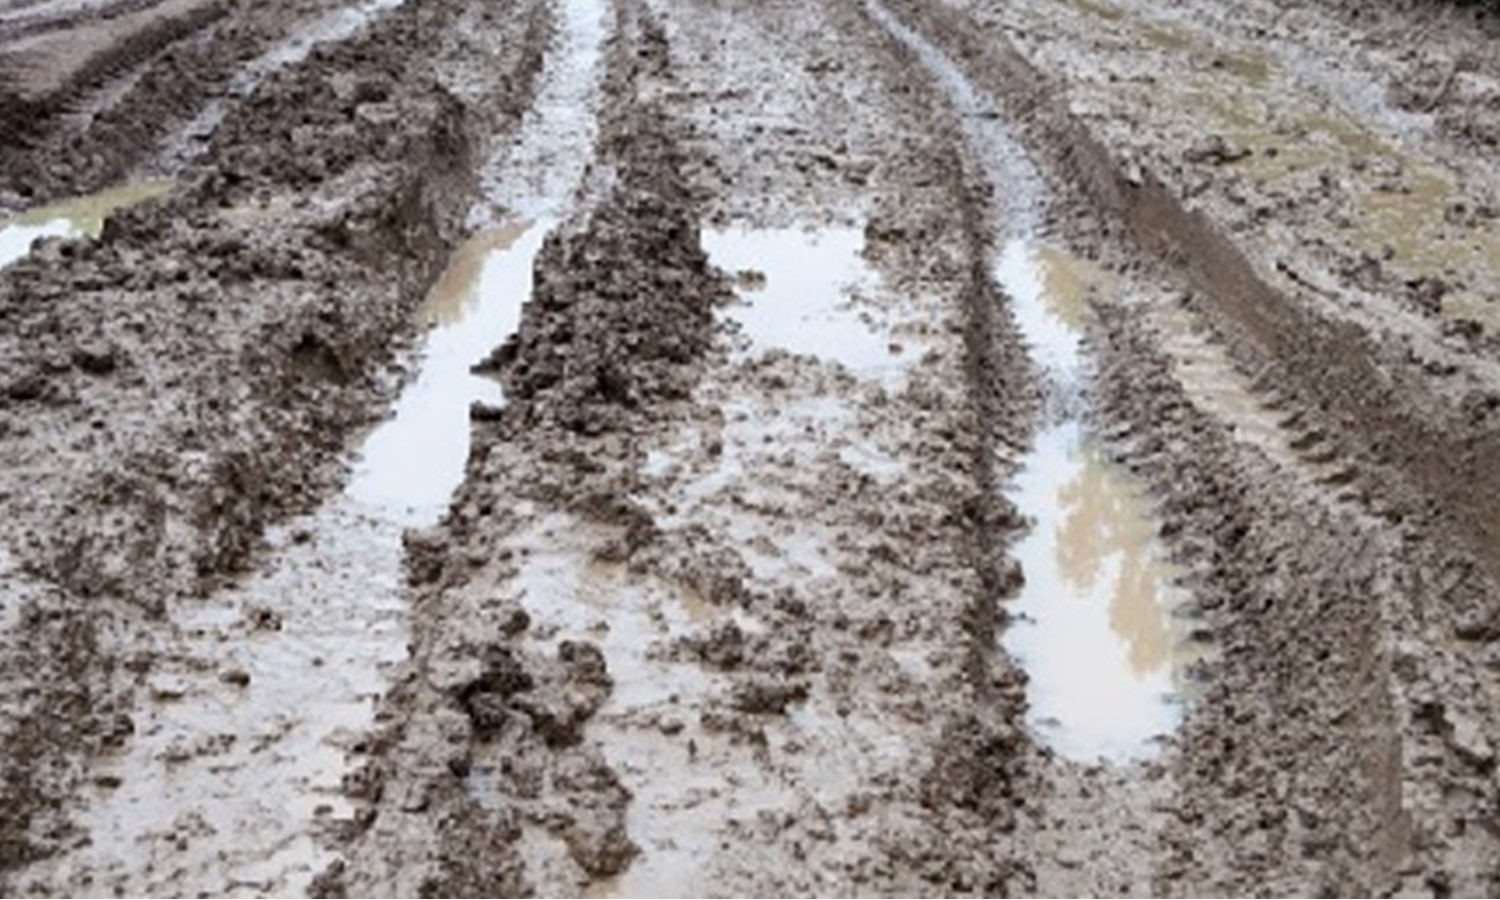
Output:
left=4, top=0, right=1500, bottom=896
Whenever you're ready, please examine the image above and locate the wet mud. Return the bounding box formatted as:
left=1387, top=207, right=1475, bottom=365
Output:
left=4, top=0, right=1500, bottom=896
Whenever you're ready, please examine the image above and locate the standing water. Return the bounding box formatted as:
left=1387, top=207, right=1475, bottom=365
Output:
left=0, top=180, right=172, bottom=271
left=994, top=240, right=1190, bottom=759
left=864, top=0, right=1193, bottom=762
left=703, top=226, right=908, bottom=384
left=348, top=220, right=547, bottom=523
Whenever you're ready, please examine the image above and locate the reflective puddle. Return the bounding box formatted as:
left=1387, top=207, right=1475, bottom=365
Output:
left=994, top=240, right=1093, bottom=382
left=865, top=0, right=1193, bottom=762
left=0, top=179, right=172, bottom=270
left=1003, top=421, right=1187, bottom=760
left=19, top=0, right=610, bottom=886
left=347, top=219, right=545, bottom=524
left=995, top=242, right=1191, bottom=761
left=704, top=226, right=907, bottom=383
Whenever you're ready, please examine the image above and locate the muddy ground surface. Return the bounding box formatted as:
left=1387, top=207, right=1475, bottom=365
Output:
left=2, top=0, right=1500, bottom=896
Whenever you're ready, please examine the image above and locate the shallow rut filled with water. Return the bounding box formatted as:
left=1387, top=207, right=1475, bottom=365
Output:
left=4, top=0, right=1500, bottom=896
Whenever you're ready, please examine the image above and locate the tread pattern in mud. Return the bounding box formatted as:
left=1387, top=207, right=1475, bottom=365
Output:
left=2, top=0, right=1500, bottom=895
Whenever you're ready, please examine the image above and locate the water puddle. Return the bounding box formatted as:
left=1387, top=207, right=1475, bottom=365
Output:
left=995, top=243, right=1192, bottom=761
left=994, top=240, right=1090, bottom=383
left=162, top=0, right=408, bottom=166
left=1066, top=0, right=1125, bottom=22
left=0, top=179, right=172, bottom=270
left=703, top=226, right=907, bottom=382
left=583, top=217, right=927, bottom=893
left=347, top=219, right=545, bottom=524
left=1215, top=50, right=1273, bottom=86
left=1003, top=422, right=1189, bottom=760
left=865, top=0, right=1192, bottom=762
left=1064, top=0, right=1273, bottom=84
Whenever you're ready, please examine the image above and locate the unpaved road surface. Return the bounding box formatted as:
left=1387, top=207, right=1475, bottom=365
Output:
left=3, top=0, right=1500, bottom=896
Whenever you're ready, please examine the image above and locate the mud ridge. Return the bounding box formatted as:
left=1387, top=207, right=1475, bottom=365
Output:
left=846, top=1, right=1044, bottom=891
left=1090, top=305, right=1410, bottom=894
left=319, top=2, right=735, bottom=894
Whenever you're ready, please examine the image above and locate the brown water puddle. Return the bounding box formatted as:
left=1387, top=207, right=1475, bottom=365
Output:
left=1032, top=242, right=1115, bottom=330
left=0, top=179, right=172, bottom=269
left=996, top=241, right=1197, bottom=760
left=1234, top=117, right=1500, bottom=332
left=1064, top=0, right=1273, bottom=85
left=347, top=219, right=543, bottom=523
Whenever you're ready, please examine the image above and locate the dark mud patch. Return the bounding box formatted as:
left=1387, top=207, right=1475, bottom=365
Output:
left=0, top=0, right=291, bottom=206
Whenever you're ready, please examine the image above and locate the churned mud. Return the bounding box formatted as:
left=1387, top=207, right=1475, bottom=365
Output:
left=3, top=0, right=1500, bottom=896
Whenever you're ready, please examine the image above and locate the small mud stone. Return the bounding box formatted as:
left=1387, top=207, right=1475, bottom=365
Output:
left=221, top=669, right=252, bottom=688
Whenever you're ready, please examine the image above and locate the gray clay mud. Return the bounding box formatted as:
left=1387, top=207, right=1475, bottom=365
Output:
left=4, top=0, right=1500, bottom=897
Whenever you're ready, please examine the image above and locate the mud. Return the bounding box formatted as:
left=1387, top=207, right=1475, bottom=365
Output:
left=0, top=0, right=548, bottom=889
left=4, top=0, right=1500, bottom=896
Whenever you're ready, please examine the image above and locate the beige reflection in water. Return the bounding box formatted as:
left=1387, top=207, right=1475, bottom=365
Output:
left=420, top=219, right=535, bottom=327
left=1006, top=421, right=1185, bottom=761
left=12, top=179, right=174, bottom=237
left=1, top=179, right=174, bottom=269
left=1054, top=437, right=1172, bottom=677
left=1033, top=243, right=1113, bottom=330
left=1000, top=239, right=1186, bottom=760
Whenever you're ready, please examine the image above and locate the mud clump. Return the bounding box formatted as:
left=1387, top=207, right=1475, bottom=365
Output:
left=485, top=29, right=724, bottom=434
left=486, top=176, right=722, bottom=431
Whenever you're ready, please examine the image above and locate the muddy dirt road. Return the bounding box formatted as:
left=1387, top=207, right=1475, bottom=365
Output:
left=3, top=0, right=1500, bottom=895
